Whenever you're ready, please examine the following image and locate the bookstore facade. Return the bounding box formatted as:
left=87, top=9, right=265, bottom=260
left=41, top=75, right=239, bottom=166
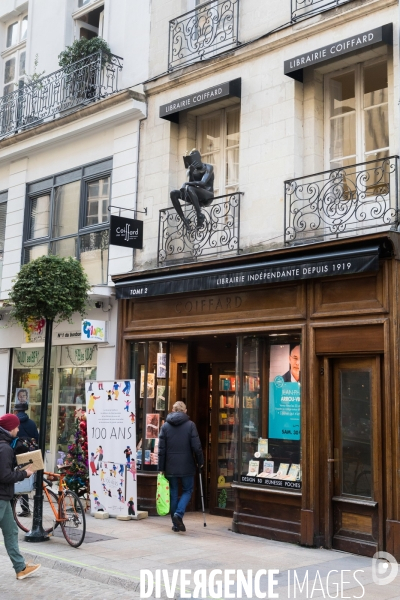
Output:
left=113, top=232, right=400, bottom=559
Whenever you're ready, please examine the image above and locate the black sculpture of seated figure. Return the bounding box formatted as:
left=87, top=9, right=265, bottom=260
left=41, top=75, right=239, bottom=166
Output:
left=170, top=149, right=214, bottom=229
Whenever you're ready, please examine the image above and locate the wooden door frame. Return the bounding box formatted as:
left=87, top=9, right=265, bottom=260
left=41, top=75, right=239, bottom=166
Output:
left=322, top=353, right=384, bottom=551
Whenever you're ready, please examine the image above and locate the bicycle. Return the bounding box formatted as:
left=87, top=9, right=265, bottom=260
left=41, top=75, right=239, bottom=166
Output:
left=12, top=469, right=86, bottom=548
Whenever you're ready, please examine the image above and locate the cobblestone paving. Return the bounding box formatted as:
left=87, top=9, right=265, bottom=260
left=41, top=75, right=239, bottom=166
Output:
left=0, top=555, right=138, bottom=600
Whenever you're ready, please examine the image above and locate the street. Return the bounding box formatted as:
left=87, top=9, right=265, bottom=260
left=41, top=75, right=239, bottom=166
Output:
left=1, top=513, right=399, bottom=600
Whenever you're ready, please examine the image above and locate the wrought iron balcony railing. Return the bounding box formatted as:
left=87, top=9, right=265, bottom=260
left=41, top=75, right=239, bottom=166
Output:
left=158, top=192, right=242, bottom=266
left=168, top=0, right=240, bottom=71
left=291, top=0, right=353, bottom=22
left=284, top=156, right=399, bottom=245
left=0, top=51, right=123, bottom=140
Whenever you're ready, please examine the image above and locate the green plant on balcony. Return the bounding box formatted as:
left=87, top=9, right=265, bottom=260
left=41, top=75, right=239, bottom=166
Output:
left=58, top=37, right=112, bottom=69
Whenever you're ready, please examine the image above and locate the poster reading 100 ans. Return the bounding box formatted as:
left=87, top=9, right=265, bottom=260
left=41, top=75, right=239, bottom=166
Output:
left=86, top=380, right=137, bottom=518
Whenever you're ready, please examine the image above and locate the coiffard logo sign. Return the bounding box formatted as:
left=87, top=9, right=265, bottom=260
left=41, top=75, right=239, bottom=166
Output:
left=110, top=214, right=143, bottom=249
left=81, top=319, right=107, bottom=343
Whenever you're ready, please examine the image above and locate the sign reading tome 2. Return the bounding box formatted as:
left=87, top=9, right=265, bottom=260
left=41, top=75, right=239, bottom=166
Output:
left=110, top=215, right=143, bottom=249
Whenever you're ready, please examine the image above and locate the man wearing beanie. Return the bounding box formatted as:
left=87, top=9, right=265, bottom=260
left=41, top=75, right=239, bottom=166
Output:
left=0, top=413, right=41, bottom=580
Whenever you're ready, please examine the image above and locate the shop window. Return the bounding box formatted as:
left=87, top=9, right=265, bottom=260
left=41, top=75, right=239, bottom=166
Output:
left=11, top=348, right=55, bottom=451
left=131, top=341, right=188, bottom=472
left=325, top=59, right=388, bottom=170
left=24, top=161, right=111, bottom=286
left=237, top=335, right=302, bottom=492
left=197, top=106, right=240, bottom=196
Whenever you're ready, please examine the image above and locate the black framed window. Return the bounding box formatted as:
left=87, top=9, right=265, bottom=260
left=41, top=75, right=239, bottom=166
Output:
left=23, top=158, right=112, bottom=286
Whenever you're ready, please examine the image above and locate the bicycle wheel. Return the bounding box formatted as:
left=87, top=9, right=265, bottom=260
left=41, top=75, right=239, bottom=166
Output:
left=60, top=490, right=86, bottom=548
left=12, top=489, right=57, bottom=535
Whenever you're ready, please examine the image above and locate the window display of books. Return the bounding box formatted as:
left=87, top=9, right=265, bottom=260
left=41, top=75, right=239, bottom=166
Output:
left=248, top=460, right=301, bottom=481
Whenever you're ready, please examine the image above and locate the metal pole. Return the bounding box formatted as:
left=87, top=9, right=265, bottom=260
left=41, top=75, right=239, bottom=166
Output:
left=25, top=318, right=53, bottom=543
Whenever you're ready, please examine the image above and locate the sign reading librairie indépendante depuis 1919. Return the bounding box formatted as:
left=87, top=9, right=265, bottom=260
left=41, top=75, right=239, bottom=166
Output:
left=115, top=250, right=379, bottom=299
left=284, top=23, right=393, bottom=81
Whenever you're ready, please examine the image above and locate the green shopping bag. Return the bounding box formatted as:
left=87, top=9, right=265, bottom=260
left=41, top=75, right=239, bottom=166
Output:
left=156, top=473, right=170, bottom=516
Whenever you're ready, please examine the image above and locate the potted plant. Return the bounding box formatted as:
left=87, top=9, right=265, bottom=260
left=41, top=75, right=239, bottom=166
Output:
left=218, top=488, right=227, bottom=509
left=58, top=38, right=112, bottom=106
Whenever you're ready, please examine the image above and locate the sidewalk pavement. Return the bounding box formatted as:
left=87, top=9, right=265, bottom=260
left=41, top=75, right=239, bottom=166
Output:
left=0, top=512, right=399, bottom=599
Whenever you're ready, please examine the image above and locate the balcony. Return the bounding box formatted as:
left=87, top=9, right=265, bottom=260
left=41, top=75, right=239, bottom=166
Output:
left=158, top=192, right=242, bottom=266
left=291, top=0, right=353, bottom=22
left=168, top=0, right=240, bottom=72
left=0, top=51, right=123, bottom=140
left=284, top=156, right=399, bottom=245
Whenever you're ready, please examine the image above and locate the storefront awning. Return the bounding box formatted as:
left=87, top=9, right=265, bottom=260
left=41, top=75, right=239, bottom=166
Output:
left=115, top=245, right=382, bottom=300
left=284, top=24, right=393, bottom=82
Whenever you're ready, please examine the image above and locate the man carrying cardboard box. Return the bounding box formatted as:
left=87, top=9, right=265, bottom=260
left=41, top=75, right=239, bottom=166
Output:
left=0, top=413, right=41, bottom=580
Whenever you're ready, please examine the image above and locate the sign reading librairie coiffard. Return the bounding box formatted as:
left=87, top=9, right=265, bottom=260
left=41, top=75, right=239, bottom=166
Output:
left=159, top=78, right=241, bottom=122
left=284, top=24, right=392, bottom=80
left=116, top=250, right=379, bottom=300
left=86, top=380, right=137, bottom=518
left=110, top=215, right=143, bottom=249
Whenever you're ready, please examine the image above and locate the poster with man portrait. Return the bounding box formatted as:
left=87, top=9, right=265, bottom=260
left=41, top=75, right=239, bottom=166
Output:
left=268, top=344, right=301, bottom=441
left=14, top=388, right=30, bottom=405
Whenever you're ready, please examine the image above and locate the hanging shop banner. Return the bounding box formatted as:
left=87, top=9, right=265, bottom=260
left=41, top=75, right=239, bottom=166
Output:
left=14, top=348, right=45, bottom=368
left=81, top=319, right=107, bottom=342
left=115, top=246, right=380, bottom=299
left=21, top=318, right=46, bottom=346
left=86, top=380, right=137, bottom=518
left=268, top=345, right=301, bottom=441
left=61, top=345, right=97, bottom=367
left=110, top=215, right=143, bottom=250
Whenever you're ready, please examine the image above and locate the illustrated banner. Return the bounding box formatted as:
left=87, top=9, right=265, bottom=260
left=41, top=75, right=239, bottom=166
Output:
left=86, top=380, right=137, bottom=518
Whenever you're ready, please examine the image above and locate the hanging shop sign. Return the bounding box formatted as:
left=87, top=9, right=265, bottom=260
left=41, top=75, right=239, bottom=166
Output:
left=110, top=215, right=143, bottom=250
left=86, top=380, right=137, bottom=518
left=159, top=78, right=241, bottom=123
left=21, top=318, right=46, bottom=347
left=115, top=246, right=380, bottom=299
left=81, top=319, right=107, bottom=343
left=284, top=23, right=393, bottom=81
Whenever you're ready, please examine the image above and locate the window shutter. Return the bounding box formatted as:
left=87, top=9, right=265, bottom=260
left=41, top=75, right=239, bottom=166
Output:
left=0, top=202, right=7, bottom=258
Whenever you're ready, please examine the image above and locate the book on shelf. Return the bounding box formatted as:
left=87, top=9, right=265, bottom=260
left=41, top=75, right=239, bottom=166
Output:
left=282, top=464, right=300, bottom=481
left=258, top=438, right=269, bottom=457
left=247, top=460, right=259, bottom=476
left=276, top=463, right=290, bottom=478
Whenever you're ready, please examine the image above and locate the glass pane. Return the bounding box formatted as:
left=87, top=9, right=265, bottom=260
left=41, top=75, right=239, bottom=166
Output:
left=3, top=83, right=14, bottom=96
left=19, top=51, right=26, bottom=78
left=239, top=335, right=302, bottom=492
left=330, top=113, right=356, bottom=161
left=25, top=244, right=48, bottom=263
left=57, top=366, right=97, bottom=455
left=226, top=108, right=240, bottom=148
left=51, top=236, right=77, bottom=258
left=4, top=58, right=16, bottom=84
left=199, top=114, right=221, bottom=155
left=85, top=177, right=110, bottom=226
left=329, top=72, right=355, bottom=116
left=364, top=105, right=389, bottom=153
left=52, top=181, right=80, bottom=238
left=217, top=365, right=236, bottom=510
left=241, top=338, right=261, bottom=477
left=364, top=62, right=387, bottom=108
left=226, top=147, right=239, bottom=188
left=142, top=342, right=169, bottom=471
left=11, top=365, right=54, bottom=451
left=80, top=230, right=109, bottom=285
left=78, top=0, right=91, bottom=6
left=340, top=369, right=372, bottom=498
left=29, top=195, right=50, bottom=239
left=7, top=22, right=18, bottom=48
left=20, top=16, right=28, bottom=41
